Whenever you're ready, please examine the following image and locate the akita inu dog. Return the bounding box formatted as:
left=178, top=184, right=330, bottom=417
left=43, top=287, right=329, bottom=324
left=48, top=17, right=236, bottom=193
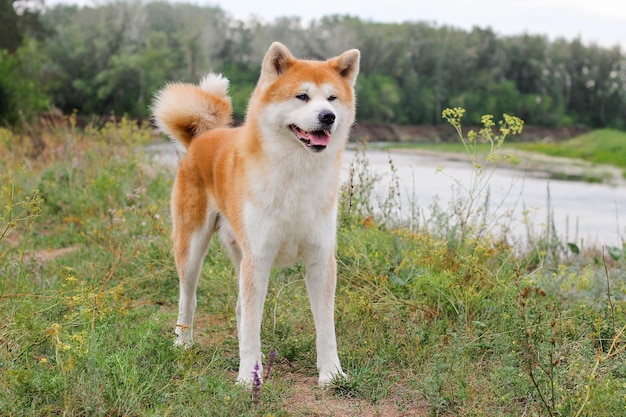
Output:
left=152, top=42, right=360, bottom=387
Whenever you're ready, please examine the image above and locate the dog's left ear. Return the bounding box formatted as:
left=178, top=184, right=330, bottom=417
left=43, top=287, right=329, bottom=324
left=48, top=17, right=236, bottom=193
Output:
left=330, top=49, right=360, bottom=87
left=259, top=42, right=294, bottom=86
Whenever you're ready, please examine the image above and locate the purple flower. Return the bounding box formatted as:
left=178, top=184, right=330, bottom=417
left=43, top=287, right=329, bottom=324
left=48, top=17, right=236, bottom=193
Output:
left=264, top=349, right=276, bottom=380
left=252, top=362, right=261, bottom=406
left=251, top=349, right=276, bottom=406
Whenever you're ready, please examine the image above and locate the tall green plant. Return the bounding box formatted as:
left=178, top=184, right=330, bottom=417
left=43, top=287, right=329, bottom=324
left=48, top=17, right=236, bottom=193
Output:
left=0, top=165, right=43, bottom=256
left=439, top=107, right=523, bottom=248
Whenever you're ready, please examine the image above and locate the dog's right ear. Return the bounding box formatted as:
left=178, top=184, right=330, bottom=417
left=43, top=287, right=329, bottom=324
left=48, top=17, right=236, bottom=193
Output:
left=258, top=42, right=294, bottom=87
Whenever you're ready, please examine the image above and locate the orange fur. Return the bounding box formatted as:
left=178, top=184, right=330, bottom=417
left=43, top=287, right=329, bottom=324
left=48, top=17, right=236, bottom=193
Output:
left=152, top=74, right=233, bottom=147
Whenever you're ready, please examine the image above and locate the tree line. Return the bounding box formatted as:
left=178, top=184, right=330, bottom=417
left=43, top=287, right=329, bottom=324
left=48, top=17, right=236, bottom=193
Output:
left=1, top=0, right=625, bottom=129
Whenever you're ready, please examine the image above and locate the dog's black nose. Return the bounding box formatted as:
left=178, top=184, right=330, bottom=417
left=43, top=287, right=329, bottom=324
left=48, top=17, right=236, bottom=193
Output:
left=318, top=110, right=336, bottom=126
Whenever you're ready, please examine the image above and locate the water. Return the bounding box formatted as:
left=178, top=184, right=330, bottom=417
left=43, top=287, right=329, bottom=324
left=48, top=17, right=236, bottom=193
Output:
left=353, top=147, right=626, bottom=246
left=146, top=143, right=626, bottom=246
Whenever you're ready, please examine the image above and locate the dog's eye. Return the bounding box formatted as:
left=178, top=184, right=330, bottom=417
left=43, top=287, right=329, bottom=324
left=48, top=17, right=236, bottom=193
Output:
left=296, top=94, right=309, bottom=102
left=328, top=95, right=337, bottom=102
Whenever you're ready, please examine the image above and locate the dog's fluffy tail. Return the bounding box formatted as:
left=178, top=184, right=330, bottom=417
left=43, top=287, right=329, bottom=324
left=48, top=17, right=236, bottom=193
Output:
left=152, top=73, right=232, bottom=148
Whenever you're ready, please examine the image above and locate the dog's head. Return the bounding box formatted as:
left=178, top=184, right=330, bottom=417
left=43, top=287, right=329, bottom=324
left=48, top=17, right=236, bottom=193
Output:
left=249, top=43, right=360, bottom=153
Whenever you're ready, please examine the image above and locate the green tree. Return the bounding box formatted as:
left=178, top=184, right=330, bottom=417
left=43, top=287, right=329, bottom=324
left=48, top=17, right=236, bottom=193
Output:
left=0, top=42, right=49, bottom=124
left=357, top=73, right=402, bottom=124
left=0, top=0, right=23, bottom=53
left=0, top=0, right=49, bottom=124
left=0, top=0, right=47, bottom=53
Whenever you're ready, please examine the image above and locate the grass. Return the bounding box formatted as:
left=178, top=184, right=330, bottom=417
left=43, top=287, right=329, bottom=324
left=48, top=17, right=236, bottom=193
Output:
left=1, top=114, right=625, bottom=416
left=515, top=129, right=626, bottom=169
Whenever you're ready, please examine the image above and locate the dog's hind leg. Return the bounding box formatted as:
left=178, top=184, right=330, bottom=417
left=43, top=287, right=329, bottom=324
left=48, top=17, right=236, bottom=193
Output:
left=217, top=223, right=244, bottom=343
left=218, top=220, right=242, bottom=277
left=172, top=199, right=217, bottom=348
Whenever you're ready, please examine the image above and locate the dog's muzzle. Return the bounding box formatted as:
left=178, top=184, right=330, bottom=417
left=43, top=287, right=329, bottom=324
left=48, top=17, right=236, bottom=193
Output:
left=290, top=110, right=336, bottom=152
left=290, top=125, right=331, bottom=152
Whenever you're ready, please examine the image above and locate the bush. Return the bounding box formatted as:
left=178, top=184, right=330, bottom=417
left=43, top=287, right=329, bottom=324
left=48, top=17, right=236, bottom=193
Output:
left=0, top=44, right=50, bottom=125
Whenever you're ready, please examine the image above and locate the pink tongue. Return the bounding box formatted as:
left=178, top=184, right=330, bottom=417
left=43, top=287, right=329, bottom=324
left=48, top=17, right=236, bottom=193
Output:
left=308, top=131, right=330, bottom=146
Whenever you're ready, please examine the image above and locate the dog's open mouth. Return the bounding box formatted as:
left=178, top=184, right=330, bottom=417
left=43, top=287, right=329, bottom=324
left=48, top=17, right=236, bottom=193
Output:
left=290, top=125, right=330, bottom=152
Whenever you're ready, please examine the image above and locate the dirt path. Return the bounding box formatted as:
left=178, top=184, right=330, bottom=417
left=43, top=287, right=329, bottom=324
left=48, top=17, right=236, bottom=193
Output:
left=280, top=374, right=428, bottom=417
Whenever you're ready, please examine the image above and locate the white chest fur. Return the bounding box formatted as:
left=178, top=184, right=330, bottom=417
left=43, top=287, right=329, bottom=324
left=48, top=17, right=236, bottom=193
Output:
left=242, top=148, right=340, bottom=267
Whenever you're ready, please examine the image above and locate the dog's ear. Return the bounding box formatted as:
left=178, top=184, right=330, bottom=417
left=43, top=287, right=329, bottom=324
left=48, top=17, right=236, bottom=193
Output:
left=259, top=42, right=294, bottom=85
left=330, top=49, right=360, bottom=87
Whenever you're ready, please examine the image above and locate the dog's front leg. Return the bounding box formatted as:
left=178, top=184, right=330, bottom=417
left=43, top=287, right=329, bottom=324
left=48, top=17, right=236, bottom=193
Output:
left=305, top=253, right=345, bottom=388
left=235, top=255, right=270, bottom=385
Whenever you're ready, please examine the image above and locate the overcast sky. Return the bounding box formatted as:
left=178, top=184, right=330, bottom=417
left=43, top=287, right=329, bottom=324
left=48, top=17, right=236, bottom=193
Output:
left=215, top=0, right=625, bottom=48
left=47, top=0, right=626, bottom=49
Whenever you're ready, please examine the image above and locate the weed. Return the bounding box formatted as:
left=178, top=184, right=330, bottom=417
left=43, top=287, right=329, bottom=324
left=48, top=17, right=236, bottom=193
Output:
left=342, top=138, right=378, bottom=223
left=438, top=107, right=523, bottom=249
left=251, top=349, right=276, bottom=407
left=0, top=165, right=43, bottom=247
left=572, top=246, right=626, bottom=416
left=252, top=362, right=262, bottom=405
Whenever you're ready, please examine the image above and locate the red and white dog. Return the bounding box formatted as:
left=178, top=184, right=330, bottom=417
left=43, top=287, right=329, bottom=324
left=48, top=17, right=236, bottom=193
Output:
left=152, top=42, right=360, bottom=387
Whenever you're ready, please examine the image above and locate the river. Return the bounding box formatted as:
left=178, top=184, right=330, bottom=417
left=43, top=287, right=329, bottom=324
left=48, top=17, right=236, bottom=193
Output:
left=147, top=143, right=626, bottom=247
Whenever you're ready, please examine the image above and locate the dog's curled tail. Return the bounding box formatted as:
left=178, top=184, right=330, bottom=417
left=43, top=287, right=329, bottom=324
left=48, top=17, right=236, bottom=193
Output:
left=152, top=73, right=232, bottom=148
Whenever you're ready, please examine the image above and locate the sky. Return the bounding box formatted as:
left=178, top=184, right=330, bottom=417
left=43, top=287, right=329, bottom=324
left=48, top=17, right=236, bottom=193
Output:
left=46, top=0, right=626, bottom=49
left=210, top=0, right=625, bottom=48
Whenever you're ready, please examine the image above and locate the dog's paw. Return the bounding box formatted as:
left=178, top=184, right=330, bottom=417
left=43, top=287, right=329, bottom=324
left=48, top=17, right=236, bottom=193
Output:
left=318, top=369, right=347, bottom=389
left=235, top=375, right=253, bottom=388
left=236, top=362, right=264, bottom=388
left=235, top=373, right=263, bottom=388
left=174, top=324, right=193, bottom=348
left=173, top=337, right=192, bottom=349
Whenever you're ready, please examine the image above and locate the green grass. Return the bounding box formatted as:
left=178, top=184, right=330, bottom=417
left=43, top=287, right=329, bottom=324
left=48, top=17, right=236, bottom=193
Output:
left=1, top=118, right=625, bottom=416
left=515, top=129, right=626, bottom=169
